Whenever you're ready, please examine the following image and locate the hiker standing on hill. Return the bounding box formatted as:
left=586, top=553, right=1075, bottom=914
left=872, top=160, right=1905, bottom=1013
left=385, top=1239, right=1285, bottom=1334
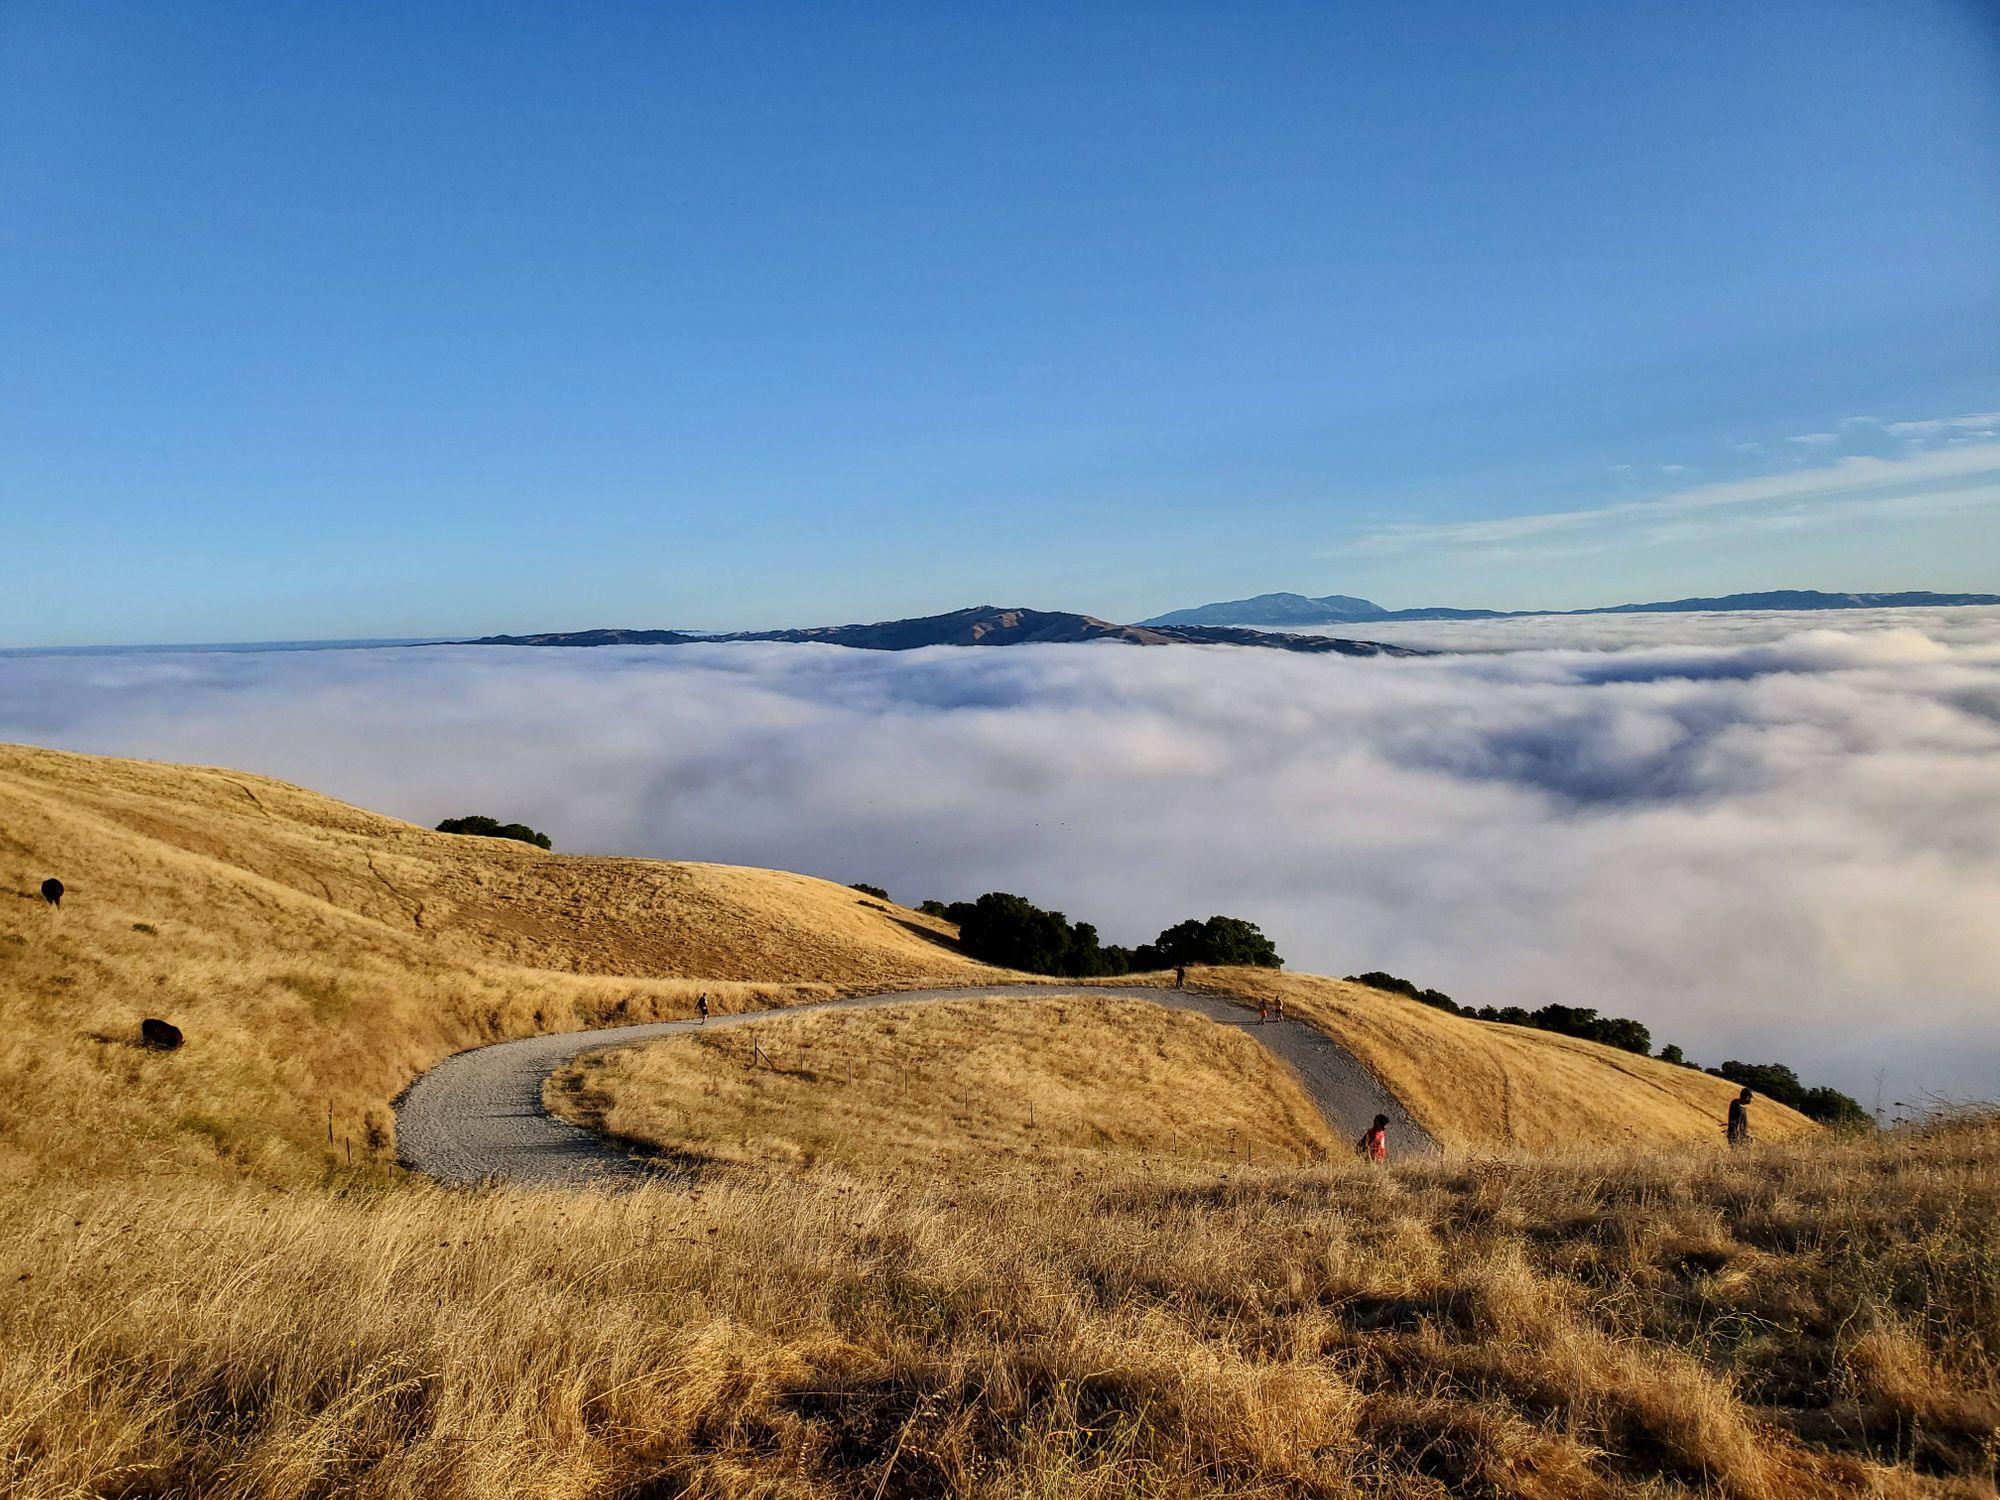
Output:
left=1726, top=1087, right=1753, bottom=1146
left=1274, top=996, right=1285, bottom=1021
left=1357, top=1114, right=1389, bottom=1164
left=696, top=993, right=709, bottom=1025
left=1174, top=965, right=1186, bottom=990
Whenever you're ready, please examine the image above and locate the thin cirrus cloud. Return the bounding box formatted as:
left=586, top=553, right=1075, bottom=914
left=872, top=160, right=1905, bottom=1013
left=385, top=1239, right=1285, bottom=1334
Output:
left=4, top=609, right=1999, bottom=1108
left=1327, top=415, right=2000, bottom=558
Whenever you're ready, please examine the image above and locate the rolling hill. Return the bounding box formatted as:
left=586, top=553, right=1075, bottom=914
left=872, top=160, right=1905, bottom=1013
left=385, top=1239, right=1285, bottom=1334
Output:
left=1, top=740, right=1811, bottom=1186
left=0, top=742, right=997, bottom=1182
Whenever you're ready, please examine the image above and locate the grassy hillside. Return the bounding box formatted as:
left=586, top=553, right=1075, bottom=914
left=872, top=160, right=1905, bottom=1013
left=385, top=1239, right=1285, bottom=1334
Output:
left=0, top=742, right=1814, bottom=1183
left=1198, top=968, right=1822, bottom=1151
left=0, top=743, right=995, bottom=1182
left=549, top=995, right=1339, bottom=1174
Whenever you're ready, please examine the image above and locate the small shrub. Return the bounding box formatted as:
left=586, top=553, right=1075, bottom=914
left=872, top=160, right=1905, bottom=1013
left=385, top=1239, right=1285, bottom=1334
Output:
left=1349, top=972, right=1459, bottom=1012
left=849, top=883, right=889, bottom=901
left=132, top=922, right=157, bottom=935
left=434, top=816, right=552, bottom=850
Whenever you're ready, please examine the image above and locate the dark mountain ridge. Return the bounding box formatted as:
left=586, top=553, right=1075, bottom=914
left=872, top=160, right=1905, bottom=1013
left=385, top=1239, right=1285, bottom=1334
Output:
left=1141, top=588, right=2000, bottom=628
left=465, top=605, right=1427, bottom=656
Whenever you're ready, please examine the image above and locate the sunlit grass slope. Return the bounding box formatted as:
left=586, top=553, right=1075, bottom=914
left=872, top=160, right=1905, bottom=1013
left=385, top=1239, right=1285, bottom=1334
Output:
left=1196, top=967, right=1821, bottom=1151
left=549, top=995, right=1338, bottom=1175
left=7, top=1120, right=1995, bottom=1497
left=0, top=741, right=1816, bottom=1183
left=0, top=743, right=996, bottom=1182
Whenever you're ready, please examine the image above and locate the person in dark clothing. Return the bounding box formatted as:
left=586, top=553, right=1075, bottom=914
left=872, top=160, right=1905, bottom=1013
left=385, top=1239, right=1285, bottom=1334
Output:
left=1174, top=965, right=1186, bottom=990
left=1357, top=1114, right=1389, bottom=1163
left=695, top=993, right=709, bottom=1025
left=1726, top=1087, right=1753, bottom=1146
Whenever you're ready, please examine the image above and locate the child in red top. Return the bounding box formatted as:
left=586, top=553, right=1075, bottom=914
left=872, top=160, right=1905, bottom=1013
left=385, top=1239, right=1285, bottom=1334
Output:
left=1357, top=1114, right=1389, bottom=1163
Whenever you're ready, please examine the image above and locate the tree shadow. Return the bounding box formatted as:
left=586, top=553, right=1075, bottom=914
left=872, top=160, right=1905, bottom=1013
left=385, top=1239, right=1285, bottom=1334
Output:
left=887, top=915, right=967, bottom=956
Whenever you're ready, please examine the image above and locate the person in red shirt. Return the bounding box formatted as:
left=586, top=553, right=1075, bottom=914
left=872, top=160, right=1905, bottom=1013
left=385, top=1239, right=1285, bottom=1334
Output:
left=1357, top=1114, right=1389, bottom=1163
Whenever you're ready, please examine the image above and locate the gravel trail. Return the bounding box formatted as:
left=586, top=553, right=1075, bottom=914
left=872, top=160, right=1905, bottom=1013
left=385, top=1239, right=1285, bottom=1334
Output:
left=394, top=983, right=1437, bottom=1187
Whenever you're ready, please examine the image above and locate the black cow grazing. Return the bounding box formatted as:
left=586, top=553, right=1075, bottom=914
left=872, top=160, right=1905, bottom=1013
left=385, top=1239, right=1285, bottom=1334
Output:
left=140, top=1018, right=183, bottom=1050
left=40, top=877, right=63, bottom=907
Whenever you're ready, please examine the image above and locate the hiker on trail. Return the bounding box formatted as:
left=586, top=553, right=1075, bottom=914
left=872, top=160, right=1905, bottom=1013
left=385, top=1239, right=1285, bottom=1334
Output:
left=696, top=993, right=709, bottom=1025
left=1726, top=1087, right=1753, bottom=1147
left=1174, top=965, right=1186, bottom=990
left=1258, top=1001, right=1269, bottom=1024
left=1357, top=1114, right=1389, bottom=1163
left=1274, top=996, right=1285, bottom=1021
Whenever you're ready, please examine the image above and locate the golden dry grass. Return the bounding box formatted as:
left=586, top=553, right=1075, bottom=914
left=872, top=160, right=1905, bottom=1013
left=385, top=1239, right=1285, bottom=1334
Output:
left=0, top=743, right=992, bottom=1183
left=1, top=740, right=1813, bottom=1186
left=5, top=1119, right=1996, bottom=1498
left=1, top=742, right=991, bottom=985
left=549, top=996, right=1338, bottom=1175
left=1196, top=968, right=1822, bottom=1151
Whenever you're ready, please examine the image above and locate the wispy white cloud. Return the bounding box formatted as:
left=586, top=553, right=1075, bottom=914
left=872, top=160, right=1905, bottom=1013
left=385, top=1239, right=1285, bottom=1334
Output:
left=4, top=618, right=1999, bottom=1105
left=1326, top=426, right=2000, bottom=558
left=1882, top=411, right=2000, bottom=440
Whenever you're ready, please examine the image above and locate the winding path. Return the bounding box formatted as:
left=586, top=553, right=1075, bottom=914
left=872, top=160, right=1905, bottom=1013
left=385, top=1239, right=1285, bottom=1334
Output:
left=395, top=984, right=1437, bottom=1187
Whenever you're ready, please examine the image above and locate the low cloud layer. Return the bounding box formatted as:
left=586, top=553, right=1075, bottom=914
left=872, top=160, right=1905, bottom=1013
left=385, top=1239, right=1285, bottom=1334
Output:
left=6, top=614, right=1998, bottom=1107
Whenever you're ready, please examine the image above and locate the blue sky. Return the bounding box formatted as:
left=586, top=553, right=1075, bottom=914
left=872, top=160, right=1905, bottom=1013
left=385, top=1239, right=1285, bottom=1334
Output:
left=4, top=1, right=1998, bottom=645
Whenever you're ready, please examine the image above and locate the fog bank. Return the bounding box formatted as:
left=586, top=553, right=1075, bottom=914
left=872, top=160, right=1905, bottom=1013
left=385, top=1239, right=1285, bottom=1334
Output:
left=5, top=615, right=1997, bottom=1107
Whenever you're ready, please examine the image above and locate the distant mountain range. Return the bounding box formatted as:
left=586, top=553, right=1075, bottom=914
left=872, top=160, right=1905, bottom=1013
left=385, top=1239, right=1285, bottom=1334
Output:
left=465, top=605, right=1426, bottom=656
left=1139, top=589, right=2000, bottom=628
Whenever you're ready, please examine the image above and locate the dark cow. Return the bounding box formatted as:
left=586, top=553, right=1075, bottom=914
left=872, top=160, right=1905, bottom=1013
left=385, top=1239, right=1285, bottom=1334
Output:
left=140, top=1018, right=183, bottom=1050
left=40, top=878, right=63, bottom=907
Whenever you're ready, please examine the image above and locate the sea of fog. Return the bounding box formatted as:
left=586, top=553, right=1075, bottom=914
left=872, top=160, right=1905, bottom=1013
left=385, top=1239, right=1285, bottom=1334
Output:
left=5, top=605, right=1997, bottom=1109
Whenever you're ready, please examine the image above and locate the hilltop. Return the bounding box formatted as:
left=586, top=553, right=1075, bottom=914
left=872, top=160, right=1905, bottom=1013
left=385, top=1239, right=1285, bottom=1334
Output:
left=466, top=604, right=1426, bottom=656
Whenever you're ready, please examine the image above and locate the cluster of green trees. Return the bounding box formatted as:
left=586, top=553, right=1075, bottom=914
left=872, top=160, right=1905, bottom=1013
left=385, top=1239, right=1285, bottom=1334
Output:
left=434, top=815, right=552, bottom=850
left=1352, top=972, right=1653, bottom=1053
left=914, top=892, right=1283, bottom=977
left=1348, top=970, right=1869, bottom=1129
left=849, top=883, right=890, bottom=900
